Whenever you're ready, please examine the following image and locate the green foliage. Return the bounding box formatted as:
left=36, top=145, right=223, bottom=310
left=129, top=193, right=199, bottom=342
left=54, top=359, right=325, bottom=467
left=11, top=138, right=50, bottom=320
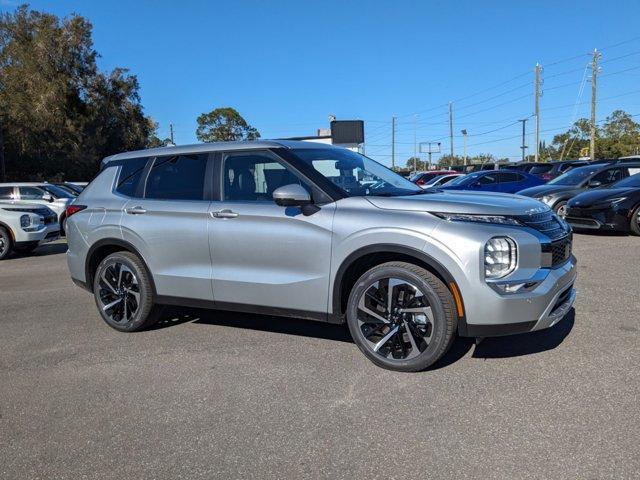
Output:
left=0, top=5, right=154, bottom=180
left=548, top=110, right=640, bottom=160
left=196, top=107, right=260, bottom=142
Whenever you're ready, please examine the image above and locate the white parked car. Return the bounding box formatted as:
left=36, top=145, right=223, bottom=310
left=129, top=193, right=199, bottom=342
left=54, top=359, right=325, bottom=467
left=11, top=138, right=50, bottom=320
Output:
left=0, top=182, right=75, bottom=233
left=0, top=202, right=60, bottom=260
left=420, top=173, right=464, bottom=189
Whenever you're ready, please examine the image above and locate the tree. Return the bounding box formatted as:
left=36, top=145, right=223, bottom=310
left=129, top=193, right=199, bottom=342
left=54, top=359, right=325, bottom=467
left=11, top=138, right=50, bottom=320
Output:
left=0, top=5, right=154, bottom=180
left=196, top=107, right=260, bottom=142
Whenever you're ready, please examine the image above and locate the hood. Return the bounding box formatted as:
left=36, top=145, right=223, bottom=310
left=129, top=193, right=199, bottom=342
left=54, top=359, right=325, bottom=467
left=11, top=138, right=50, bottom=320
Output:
left=365, top=190, right=550, bottom=216
left=568, top=187, right=638, bottom=207
left=517, top=185, right=580, bottom=197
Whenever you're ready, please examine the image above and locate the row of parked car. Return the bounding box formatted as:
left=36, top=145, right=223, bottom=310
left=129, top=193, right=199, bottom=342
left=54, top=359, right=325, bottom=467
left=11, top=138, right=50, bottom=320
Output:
left=408, top=158, right=640, bottom=235
left=0, top=181, right=87, bottom=260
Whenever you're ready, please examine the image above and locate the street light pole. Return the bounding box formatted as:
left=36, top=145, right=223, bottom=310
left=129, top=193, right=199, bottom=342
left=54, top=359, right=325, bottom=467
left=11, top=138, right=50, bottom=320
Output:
left=461, top=129, right=468, bottom=166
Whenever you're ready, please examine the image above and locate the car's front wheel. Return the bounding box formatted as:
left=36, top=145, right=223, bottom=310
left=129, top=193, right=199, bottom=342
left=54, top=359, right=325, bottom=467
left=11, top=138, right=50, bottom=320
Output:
left=346, top=262, right=457, bottom=372
left=0, top=227, right=12, bottom=260
left=630, top=205, right=640, bottom=236
left=554, top=201, right=568, bottom=219
left=93, top=251, right=160, bottom=332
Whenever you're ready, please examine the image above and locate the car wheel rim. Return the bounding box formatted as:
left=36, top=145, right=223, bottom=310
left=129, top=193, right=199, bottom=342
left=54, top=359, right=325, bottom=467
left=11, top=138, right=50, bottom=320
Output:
left=557, top=204, right=568, bottom=218
left=97, top=261, right=141, bottom=324
left=356, top=277, right=434, bottom=361
left=0, top=236, right=6, bottom=256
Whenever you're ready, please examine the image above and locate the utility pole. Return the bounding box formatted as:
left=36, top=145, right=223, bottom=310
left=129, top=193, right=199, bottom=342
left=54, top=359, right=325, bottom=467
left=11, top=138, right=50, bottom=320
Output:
left=534, top=63, right=542, bottom=162
left=0, top=117, right=5, bottom=182
left=519, top=118, right=528, bottom=161
left=590, top=49, right=601, bottom=161
left=413, top=115, right=418, bottom=173
left=461, top=129, right=468, bottom=165
left=391, top=116, right=396, bottom=169
left=448, top=102, right=454, bottom=157
left=169, top=123, right=175, bottom=144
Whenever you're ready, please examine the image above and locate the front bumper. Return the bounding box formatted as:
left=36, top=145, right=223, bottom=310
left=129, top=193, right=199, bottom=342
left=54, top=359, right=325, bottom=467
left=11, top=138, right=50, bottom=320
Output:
left=565, top=206, right=630, bottom=232
left=460, top=255, right=578, bottom=337
left=13, top=224, right=60, bottom=245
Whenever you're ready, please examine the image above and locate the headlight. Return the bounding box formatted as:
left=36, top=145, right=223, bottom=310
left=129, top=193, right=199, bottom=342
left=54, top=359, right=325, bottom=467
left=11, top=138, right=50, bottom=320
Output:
left=485, top=237, right=517, bottom=279
left=20, top=214, right=44, bottom=232
left=540, top=195, right=554, bottom=205
left=20, top=214, right=30, bottom=228
left=432, top=213, right=522, bottom=225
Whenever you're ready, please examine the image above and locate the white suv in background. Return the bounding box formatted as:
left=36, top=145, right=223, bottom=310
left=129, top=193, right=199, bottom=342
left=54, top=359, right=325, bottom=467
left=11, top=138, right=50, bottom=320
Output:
left=0, top=183, right=75, bottom=233
left=0, top=202, right=60, bottom=260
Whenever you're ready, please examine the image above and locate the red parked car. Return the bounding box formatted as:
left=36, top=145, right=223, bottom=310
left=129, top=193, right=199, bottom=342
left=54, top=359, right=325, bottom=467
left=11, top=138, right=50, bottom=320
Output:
left=409, top=170, right=458, bottom=187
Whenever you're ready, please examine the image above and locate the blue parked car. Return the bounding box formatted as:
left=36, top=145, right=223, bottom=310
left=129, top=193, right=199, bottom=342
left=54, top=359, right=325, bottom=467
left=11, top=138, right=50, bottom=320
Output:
left=440, top=170, right=545, bottom=193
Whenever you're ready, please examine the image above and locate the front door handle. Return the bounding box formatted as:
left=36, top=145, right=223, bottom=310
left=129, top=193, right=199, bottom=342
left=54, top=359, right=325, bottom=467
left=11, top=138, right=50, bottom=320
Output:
left=125, top=206, right=147, bottom=215
left=211, top=209, right=239, bottom=219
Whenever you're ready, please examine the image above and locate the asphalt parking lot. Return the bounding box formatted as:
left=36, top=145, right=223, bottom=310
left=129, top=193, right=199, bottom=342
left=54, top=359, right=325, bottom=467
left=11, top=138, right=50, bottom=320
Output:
left=1, top=234, right=639, bottom=479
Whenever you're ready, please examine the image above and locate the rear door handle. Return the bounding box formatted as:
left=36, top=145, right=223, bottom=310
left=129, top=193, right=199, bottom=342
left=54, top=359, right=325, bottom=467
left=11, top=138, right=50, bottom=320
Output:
left=125, top=206, right=147, bottom=215
left=210, top=209, right=239, bottom=219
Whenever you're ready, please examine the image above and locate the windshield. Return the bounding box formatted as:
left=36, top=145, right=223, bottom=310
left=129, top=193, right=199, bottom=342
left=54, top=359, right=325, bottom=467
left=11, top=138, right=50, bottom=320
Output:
left=611, top=172, right=640, bottom=188
left=445, top=173, right=475, bottom=186
left=548, top=165, right=602, bottom=186
left=41, top=184, right=75, bottom=199
left=292, top=148, right=422, bottom=197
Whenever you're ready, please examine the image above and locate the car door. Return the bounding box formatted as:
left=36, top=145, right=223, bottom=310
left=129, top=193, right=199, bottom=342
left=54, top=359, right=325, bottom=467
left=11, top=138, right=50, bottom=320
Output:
left=119, top=153, right=215, bottom=301
left=209, top=149, right=335, bottom=315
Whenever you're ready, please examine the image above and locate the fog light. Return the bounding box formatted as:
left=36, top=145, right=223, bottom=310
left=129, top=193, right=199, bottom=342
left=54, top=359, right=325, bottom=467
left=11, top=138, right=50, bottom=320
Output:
left=485, top=237, right=517, bottom=279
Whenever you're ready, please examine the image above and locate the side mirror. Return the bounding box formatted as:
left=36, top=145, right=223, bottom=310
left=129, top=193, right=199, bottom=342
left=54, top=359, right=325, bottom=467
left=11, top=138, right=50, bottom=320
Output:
left=587, top=180, right=602, bottom=188
left=272, top=184, right=312, bottom=207
left=42, top=193, right=54, bottom=202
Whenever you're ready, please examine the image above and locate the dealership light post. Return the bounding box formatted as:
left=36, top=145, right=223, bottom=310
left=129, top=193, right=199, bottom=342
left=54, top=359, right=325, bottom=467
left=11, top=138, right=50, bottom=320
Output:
left=461, top=129, right=468, bottom=166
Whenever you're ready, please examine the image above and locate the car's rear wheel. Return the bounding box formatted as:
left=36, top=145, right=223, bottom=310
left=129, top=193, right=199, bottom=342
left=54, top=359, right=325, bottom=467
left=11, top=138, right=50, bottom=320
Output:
left=630, top=205, right=640, bottom=236
left=346, top=262, right=457, bottom=372
left=554, top=201, right=568, bottom=219
left=93, top=251, right=160, bottom=332
left=0, top=227, right=12, bottom=260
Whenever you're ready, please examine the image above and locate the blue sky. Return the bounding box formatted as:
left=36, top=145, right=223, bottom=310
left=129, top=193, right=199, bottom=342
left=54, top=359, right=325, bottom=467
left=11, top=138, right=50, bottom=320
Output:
left=4, top=0, right=640, bottom=165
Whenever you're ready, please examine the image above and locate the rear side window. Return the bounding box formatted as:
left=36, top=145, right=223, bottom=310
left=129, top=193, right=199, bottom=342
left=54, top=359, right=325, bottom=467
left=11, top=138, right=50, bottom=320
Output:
left=499, top=172, right=524, bottom=182
left=477, top=174, right=498, bottom=185
left=145, top=154, right=208, bottom=200
left=116, top=157, right=148, bottom=197
left=0, top=186, right=14, bottom=199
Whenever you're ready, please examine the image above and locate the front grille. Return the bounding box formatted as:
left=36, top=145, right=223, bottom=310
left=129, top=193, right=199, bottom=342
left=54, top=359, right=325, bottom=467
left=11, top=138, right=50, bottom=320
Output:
left=542, top=234, right=572, bottom=268
left=515, top=210, right=569, bottom=240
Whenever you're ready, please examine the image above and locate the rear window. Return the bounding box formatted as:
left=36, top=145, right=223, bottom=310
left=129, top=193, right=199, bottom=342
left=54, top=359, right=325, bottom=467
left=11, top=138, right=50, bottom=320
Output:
left=529, top=165, right=553, bottom=174
left=0, top=186, right=14, bottom=200
left=116, top=157, right=149, bottom=197
left=144, top=154, right=208, bottom=200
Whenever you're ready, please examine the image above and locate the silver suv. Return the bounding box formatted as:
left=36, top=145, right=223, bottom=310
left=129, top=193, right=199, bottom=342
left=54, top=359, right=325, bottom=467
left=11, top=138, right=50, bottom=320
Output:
left=66, top=141, right=577, bottom=371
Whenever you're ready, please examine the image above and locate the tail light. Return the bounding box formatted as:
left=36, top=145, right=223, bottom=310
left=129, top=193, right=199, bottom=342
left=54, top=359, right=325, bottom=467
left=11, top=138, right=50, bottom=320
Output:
left=66, top=205, right=87, bottom=218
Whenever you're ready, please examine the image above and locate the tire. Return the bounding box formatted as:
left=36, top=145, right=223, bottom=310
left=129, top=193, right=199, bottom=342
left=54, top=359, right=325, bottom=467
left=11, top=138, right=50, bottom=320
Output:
left=346, top=261, right=457, bottom=372
left=13, top=245, right=37, bottom=255
left=554, top=201, right=568, bottom=219
left=0, top=227, right=12, bottom=260
left=630, top=205, right=640, bottom=236
left=92, top=251, right=160, bottom=332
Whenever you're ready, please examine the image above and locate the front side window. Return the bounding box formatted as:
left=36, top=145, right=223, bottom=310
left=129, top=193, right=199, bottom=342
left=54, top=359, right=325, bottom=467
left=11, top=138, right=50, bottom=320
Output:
left=477, top=173, right=498, bottom=185
left=41, top=184, right=74, bottom=199
left=145, top=154, right=207, bottom=200
left=18, top=186, right=47, bottom=200
left=223, top=152, right=308, bottom=202
left=592, top=168, right=623, bottom=185
left=291, top=148, right=421, bottom=197
left=116, top=157, right=148, bottom=197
